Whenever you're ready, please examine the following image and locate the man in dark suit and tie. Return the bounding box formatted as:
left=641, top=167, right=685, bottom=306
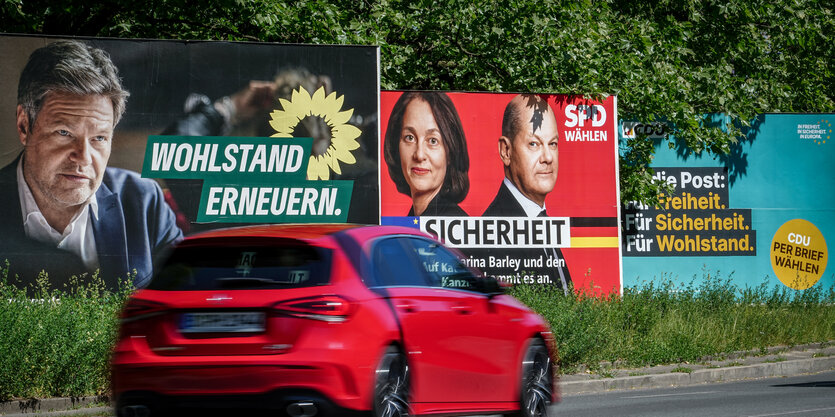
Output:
left=0, top=40, right=182, bottom=289
left=483, top=94, right=571, bottom=291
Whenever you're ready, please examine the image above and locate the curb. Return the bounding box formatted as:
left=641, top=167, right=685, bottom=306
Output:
left=560, top=355, right=835, bottom=396
left=0, top=397, right=107, bottom=416
left=0, top=407, right=110, bottom=417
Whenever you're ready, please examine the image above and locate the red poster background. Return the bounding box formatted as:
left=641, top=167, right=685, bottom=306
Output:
left=380, top=91, right=622, bottom=294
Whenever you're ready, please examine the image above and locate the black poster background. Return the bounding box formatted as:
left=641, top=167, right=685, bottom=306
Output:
left=0, top=34, right=379, bottom=287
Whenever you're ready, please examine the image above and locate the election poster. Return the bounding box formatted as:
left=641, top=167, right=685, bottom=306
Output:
left=380, top=91, right=623, bottom=294
left=621, top=115, right=833, bottom=291
left=0, top=34, right=379, bottom=288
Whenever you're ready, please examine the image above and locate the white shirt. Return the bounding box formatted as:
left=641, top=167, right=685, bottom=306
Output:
left=17, top=160, right=100, bottom=271
left=502, top=178, right=548, bottom=217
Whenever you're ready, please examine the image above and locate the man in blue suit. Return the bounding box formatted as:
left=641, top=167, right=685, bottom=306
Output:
left=0, top=40, right=182, bottom=289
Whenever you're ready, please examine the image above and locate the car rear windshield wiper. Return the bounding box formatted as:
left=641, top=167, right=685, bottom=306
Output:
left=216, top=277, right=294, bottom=288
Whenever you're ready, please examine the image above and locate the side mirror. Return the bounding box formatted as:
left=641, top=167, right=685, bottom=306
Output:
left=482, top=275, right=505, bottom=298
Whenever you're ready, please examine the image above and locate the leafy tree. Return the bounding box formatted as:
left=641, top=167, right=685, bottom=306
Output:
left=2, top=0, right=832, bottom=204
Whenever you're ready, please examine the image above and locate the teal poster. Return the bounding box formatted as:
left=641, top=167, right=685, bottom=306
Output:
left=622, top=115, right=833, bottom=291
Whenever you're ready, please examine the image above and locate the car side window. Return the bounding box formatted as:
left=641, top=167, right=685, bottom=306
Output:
left=371, top=237, right=430, bottom=287
left=405, top=238, right=478, bottom=292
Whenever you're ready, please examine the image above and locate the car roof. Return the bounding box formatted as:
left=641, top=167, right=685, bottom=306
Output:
left=183, top=224, right=429, bottom=244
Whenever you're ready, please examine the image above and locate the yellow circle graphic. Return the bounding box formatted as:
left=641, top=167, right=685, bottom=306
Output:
left=770, top=219, right=828, bottom=290
left=268, top=86, right=361, bottom=181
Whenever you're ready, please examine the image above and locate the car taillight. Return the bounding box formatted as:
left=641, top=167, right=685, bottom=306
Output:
left=271, top=295, right=352, bottom=323
left=120, top=298, right=168, bottom=323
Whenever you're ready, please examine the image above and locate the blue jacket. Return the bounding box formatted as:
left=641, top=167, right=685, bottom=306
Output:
left=0, top=157, right=183, bottom=289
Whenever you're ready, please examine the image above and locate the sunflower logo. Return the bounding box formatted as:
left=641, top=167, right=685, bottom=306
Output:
left=269, top=86, right=362, bottom=180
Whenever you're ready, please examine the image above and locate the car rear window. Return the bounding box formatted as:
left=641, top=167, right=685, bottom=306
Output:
left=148, top=238, right=332, bottom=291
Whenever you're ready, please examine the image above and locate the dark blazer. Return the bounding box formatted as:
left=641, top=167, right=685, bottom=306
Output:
left=408, top=193, right=468, bottom=216
left=0, top=157, right=183, bottom=289
left=482, top=181, right=529, bottom=217
left=480, top=180, right=572, bottom=289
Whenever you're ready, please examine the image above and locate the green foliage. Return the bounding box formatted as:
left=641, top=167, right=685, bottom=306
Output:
left=510, top=274, right=835, bottom=373
left=0, top=265, right=133, bottom=401
left=2, top=0, right=832, bottom=205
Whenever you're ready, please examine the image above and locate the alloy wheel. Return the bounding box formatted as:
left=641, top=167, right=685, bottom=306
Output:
left=373, top=347, right=410, bottom=417
left=519, top=339, right=552, bottom=417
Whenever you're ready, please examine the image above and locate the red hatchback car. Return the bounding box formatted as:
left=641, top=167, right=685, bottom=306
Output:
left=111, top=224, right=557, bottom=417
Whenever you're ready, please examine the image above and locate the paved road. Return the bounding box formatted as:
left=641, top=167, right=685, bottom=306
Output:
left=6, top=371, right=835, bottom=417
left=553, top=370, right=835, bottom=417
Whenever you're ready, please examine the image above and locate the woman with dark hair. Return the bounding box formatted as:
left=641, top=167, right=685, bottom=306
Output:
left=384, top=92, right=470, bottom=216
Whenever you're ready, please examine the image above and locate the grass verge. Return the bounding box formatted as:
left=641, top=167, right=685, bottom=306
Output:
left=509, top=273, right=835, bottom=373
left=0, top=263, right=132, bottom=401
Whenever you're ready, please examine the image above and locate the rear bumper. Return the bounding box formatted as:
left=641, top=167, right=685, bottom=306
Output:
left=111, top=335, right=371, bottom=412
left=114, top=389, right=366, bottom=417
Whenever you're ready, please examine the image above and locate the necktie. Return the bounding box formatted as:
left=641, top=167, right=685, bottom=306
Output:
left=536, top=209, right=569, bottom=294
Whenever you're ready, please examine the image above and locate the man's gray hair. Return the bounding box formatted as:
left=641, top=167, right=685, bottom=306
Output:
left=17, top=40, right=130, bottom=128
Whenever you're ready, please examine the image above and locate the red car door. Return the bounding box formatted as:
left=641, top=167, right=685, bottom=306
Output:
left=370, top=236, right=520, bottom=405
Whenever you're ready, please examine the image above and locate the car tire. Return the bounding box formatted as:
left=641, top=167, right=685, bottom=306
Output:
left=506, top=338, right=552, bottom=417
left=372, top=346, right=410, bottom=417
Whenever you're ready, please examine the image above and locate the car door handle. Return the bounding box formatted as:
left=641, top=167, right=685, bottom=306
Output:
left=396, top=303, right=418, bottom=313
left=451, top=304, right=473, bottom=315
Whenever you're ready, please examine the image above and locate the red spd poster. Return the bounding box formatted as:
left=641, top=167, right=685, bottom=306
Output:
left=380, top=91, right=622, bottom=294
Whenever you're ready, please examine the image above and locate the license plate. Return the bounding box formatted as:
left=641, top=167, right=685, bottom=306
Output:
left=180, top=312, right=265, bottom=333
